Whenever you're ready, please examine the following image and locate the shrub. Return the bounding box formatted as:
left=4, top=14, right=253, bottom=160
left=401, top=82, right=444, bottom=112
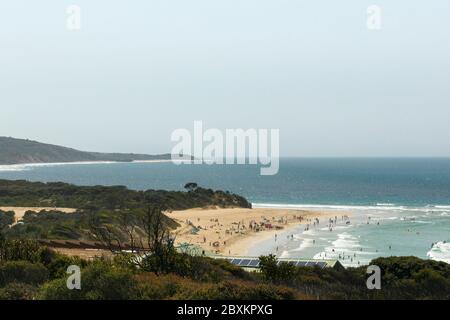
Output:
left=184, top=280, right=299, bottom=300
left=0, top=239, right=43, bottom=263
left=38, top=260, right=137, bottom=300
left=136, top=273, right=300, bottom=300
left=0, top=261, right=48, bottom=286
left=0, top=283, right=36, bottom=300
left=259, top=255, right=297, bottom=284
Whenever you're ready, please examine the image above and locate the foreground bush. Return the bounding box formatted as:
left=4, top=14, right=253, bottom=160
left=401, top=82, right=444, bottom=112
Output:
left=0, top=261, right=48, bottom=287
left=136, top=273, right=300, bottom=300
left=0, top=283, right=36, bottom=300
left=38, top=260, right=137, bottom=300
left=0, top=241, right=449, bottom=300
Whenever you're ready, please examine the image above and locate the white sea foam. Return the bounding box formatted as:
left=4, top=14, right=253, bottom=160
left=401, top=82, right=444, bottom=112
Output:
left=0, top=160, right=171, bottom=172
left=427, top=241, right=450, bottom=263
left=331, top=233, right=360, bottom=250
left=311, top=232, right=375, bottom=267
left=302, top=229, right=317, bottom=236
left=369, top=216, right=399, bottom=221
left=401, top=216, right=417, bottom=221
left=252, top=203, right=450, bottom=213
left=0, top=161, right=118, bottom=172
left=291, top=238, right=314, bottom=252
left=0, top=164, right=31, bottom=172
left=333, top=225, right=351, bottom=230
left=279, top=250, right=290, bottom=259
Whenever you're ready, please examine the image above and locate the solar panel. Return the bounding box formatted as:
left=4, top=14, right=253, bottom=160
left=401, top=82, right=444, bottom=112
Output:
left=316, top=262, right=327, bottom=268
left=248, top=260, right=260, bottom=267
left=222, top=257, right=329, bottom=269
left=239, top=259, right=252, bottom=266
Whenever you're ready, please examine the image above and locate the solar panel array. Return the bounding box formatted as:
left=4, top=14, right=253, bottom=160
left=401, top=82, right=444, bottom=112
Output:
left=226, top=258, right=327, bottom=269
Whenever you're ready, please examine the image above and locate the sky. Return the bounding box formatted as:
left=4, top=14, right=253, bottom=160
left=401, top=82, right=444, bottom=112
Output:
left=0, top=0, right=449, bottom=157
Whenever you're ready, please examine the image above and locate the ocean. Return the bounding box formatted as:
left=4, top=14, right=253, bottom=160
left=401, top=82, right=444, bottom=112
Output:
left=1, top=158, right=449, bottom=266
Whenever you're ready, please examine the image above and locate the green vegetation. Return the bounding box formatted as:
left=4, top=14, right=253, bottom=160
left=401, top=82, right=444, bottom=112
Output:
left=0, top=210, right=14, bottom=231
left=5, top=210, right=87, bottom=239
left=0, top=179, right=251, bottom=241
left=0, top=238, right=448, bottom=300
left=0, top=236, right=300, bottom=300
left=0, top=136, right=173, bottom=165
left=0, top=179, right=251, bottom=210
left=256, top=254, right=450, bottom=299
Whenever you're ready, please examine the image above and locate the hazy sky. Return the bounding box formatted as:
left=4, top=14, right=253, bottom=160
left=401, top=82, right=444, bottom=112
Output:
left=1, top=1, right=449, bottom=156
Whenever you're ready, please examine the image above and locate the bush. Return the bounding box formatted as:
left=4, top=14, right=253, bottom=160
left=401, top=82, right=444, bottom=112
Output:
left=42, top=251, right=86, bottom=280
left=136, top=273, right=300, bottom=300
left=259, top=255, right=297, bottom=284
left=184, top=280, right=299, bottom=300
left=0, top=239, right=43, bottom=262
left=0, top=261, right=48, bottom=286
left=38, top=260, right=137, bottom=300
left=0, top=210, right=14, bottom=230
left=0, top=283, right=36, bottom=300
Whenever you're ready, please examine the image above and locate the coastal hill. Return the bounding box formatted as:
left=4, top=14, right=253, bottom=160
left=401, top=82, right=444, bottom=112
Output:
left=0, top=136, right=171, bottom=165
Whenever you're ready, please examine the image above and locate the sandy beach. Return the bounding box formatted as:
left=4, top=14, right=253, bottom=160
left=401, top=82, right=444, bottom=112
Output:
left=0, top=207, right=76, bottom=224
left=167, top=207, right=336, bottom=256
left=0, top=205, right=336, bottom=259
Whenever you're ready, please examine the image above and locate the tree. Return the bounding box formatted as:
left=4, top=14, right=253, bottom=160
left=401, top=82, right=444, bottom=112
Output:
left=138, top=204, right=176, bottom=274
left=259, top=255, right=297, bottom=284
left=184, top=182, right=198, bottom=192
left=89, top=201, right=177, bottom=274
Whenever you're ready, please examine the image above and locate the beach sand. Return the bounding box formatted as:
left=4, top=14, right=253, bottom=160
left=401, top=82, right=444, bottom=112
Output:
left=0, top=205, right=335, bottom=260
left=0, top=206, right=76, bottom=224
left=167, top=207, right=335, bottom=256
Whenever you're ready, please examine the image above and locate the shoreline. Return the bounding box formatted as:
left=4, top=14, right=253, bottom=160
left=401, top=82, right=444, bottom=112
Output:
left=225, top=218, right=309, bottom=256
left=0, top=159, right=173, bottom=169
left=167, top=207, right=337, bottom=257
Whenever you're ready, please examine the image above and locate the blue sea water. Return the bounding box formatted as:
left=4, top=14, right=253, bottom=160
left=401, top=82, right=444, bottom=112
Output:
left=1, top=158, right=449, bottom=265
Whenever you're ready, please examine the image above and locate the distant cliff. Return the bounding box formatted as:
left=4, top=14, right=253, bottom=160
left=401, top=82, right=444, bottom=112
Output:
left=0, top=137, right=171, bottom=165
